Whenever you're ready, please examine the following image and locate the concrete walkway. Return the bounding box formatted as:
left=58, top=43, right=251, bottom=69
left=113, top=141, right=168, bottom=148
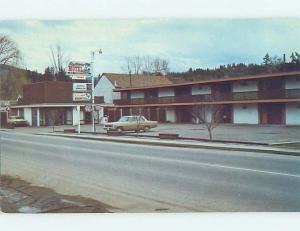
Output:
left=5, top=123, right=300, bottom=144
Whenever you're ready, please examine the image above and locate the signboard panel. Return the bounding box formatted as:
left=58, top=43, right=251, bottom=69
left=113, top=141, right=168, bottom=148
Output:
left=67, top=62, right=92, bottom=80
left=68, top=74, right=91, bottom=81
left=95, top=104, right=102, bottom=111
left=73, top=93, right=92, bottom=101
left=0, top=101, right=10, bottom=111
left=67, top=62, right=91, bottom=75
left=0, top=107, right=9, bottom=112
left=73, top=83, right=92, bottom=92
left=85, top=104, right=93, bottom=112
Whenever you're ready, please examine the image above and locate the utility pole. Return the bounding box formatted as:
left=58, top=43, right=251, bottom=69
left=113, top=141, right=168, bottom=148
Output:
left=90, top=49, right=102, bottom=133
left=91, top=51, right=95, bottom=133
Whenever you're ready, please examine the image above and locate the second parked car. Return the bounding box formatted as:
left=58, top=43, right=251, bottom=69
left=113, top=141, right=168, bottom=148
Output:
left=7, top=116, right=29, bottom=127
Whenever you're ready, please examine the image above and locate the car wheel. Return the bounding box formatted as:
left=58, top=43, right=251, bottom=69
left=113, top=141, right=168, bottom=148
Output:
left=144, top=126, right=150, bottom=132
left=116, top=127, right=123, bottom=132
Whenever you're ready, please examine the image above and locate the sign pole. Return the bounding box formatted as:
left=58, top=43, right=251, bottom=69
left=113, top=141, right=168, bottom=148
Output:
left=91, top=51, right=95, bottom=133
left=77, top=105, right=81, bottom=134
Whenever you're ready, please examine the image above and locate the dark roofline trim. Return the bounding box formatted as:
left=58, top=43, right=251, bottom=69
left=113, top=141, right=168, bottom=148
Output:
left=113, top=71, right=300, bottom=92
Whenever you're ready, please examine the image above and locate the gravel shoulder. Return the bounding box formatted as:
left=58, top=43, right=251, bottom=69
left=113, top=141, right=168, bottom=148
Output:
left=0, top=175, right=113, bottom=213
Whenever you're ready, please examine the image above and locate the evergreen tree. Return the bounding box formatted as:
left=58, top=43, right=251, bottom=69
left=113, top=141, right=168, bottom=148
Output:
left=44, top=67, right=53, bottom=81
left=263, top=53, right=271, bottom=65
left=290, top=52, right=297, bottom=63
left=295, top=52, right=300, bottom=63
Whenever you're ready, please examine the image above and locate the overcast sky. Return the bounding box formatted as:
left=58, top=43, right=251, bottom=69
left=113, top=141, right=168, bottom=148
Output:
left=0, top=18, right=299, bottom=74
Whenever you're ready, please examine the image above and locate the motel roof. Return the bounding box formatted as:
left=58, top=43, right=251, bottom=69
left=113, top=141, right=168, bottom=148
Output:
left=113, top=71, right=300, bottom=92
left=102, top=73, right=173, bottom=89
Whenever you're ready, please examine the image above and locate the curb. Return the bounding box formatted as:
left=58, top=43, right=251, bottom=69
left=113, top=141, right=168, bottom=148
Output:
left=78, top=131, right=268, bottom=146
left=38, top=133, right=300, bottom=157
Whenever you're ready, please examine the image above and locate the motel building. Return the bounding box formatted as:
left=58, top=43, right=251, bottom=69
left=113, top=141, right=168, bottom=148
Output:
left=93, top=72, right=173, bottom=122
left=10, top=81, right=104, bottom=126
left=105, top=71, right=300, bottom=125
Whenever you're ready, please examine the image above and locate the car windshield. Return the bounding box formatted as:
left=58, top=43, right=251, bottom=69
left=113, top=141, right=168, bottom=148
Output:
left=10, top=116, right=23, bottom=120
left=118, top=117, right=130, bottom=122
left=118, top=116, right=146, bottom=122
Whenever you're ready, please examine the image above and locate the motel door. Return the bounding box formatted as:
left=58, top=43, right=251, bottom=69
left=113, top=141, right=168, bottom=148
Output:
left=0, top=112, right=8, bottom=128
left=158, top=108, right=166, bottom=123
left=31, top=108, right=38, bottom=126
left=260, top=103, right=285, bottom=124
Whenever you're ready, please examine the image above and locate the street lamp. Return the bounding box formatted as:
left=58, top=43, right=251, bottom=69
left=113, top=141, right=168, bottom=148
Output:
left=90, top=49, right=102, bottom=133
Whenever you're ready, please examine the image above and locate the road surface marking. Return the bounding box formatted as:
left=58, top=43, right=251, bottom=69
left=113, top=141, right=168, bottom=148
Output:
left=3, top=137, right=300, bottom=179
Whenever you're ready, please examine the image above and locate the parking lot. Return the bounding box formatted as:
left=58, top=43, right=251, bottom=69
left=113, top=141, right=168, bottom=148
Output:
left=4, top=123, right=300, bottom=144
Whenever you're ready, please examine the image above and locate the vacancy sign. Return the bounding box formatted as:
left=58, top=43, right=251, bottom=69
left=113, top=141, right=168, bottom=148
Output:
left=73, top=93, right=92, bottom=101
left=73, top=83, right=92, bottom=92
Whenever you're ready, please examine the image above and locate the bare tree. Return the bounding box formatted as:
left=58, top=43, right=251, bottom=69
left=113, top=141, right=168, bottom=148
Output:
left=152, top=57, right=169, bottom=73
left=0, top=35, right=20, bottom=65
left=142, top=56, right=154, bottom=75
left=48, top=109, right=62, bottom=132
left=192, top=104, right=224, bottom=141
left=135, top=114, right=142, bottom=137
left=0, top=36, right=27, bottom=100
left=49, top=45, right=69, bottom=81
left=123, top=56, right=143, bottom=75
left=122, top=55, right=170, bottom=75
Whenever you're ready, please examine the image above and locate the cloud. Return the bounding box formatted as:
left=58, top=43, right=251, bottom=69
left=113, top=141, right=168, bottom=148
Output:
left=0, top=19, right=300, bottom=73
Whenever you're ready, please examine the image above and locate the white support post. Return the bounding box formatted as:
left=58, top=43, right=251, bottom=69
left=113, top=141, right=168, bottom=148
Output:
left=37, top=108, right=40, bottom=127
left=77, top=105, right=81, bottom=134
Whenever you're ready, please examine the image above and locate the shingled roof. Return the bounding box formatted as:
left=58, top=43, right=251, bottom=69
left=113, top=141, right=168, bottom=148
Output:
left=102, top=73, right=173, bottom=89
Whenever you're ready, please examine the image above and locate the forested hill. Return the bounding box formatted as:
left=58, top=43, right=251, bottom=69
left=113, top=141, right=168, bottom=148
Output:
left=169, top=57, right=300, bottom=83
left=0, top=64, right=43, bottom=100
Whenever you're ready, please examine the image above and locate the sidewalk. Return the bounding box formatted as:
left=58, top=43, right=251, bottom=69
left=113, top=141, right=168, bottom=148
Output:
left=40, top=132, right=300, bottom=157
left=4, top=123, right=300, bottom=144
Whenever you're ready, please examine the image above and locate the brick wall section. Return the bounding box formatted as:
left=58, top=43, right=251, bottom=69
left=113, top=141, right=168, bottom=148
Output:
left=22, top=81, right=72, bottom=104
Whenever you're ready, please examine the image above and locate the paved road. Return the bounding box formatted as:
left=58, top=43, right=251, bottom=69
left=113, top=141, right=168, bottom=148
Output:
left=1, top=131, right=300, bottom=212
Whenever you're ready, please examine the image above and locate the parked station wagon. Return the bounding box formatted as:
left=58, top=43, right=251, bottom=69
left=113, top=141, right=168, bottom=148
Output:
left=104, top=116, right=157, bottom=132
left=7, top=116, right=29, bottom=127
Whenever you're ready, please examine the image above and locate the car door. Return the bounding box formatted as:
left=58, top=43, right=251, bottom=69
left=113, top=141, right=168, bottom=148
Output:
left=137, top=116, right=146, bottom=130
left=127, top=117, right=138, bottom=130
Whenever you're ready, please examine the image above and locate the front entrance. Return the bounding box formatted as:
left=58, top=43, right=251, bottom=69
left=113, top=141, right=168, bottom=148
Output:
left=176, top=106, right=193, bottom=123
left=0, top=111, right=8, bottom=128
left=158, top=108, right=166, bottom=122
left=216, top=104, right=233, bottom=123
left=149, top=108, right=158, bottom=121
left=259, top=103, right=285, bottom=124
left=31, top=108, right=38, bottom=126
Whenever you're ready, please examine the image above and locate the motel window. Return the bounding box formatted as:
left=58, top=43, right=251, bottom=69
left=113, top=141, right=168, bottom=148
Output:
left=19, top=108, right=24, bottom=117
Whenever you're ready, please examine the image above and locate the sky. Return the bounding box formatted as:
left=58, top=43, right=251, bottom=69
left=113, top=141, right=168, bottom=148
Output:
left=0, top=18, right=300, bottom=74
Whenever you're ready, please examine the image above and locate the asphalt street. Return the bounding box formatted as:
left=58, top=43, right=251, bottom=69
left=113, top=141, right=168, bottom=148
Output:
left=1, top=131, right=300, bottom=212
